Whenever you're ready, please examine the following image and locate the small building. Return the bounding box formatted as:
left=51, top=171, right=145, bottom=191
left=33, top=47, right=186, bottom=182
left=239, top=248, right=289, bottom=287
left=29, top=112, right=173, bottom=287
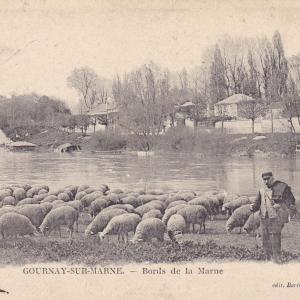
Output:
left=86, top=97, right=118, bottom=132
left=214, top=94, right=255, bottom=119
left=5, top=141, right=38, bottom=151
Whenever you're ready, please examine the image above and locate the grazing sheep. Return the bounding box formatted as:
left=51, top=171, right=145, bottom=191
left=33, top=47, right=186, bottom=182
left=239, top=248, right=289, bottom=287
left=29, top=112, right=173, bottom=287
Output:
left=26, top=187, right=42, bottom=198
left=13, top=188, right=27, bottom=202
left=39, top=202, right=53, bottom=215
left=0, top=190, right=13, bottom=201
left=16, top=204, right=48, bottom=230
left=33, top=193, right=49, bottom=202
left=63, top=200, right=84, bottom=213
left=155, top=194, right=169, bottom=202
left=89, top=198, right=107, bottom=218
left=99, top=184, right=110, bottom=194
left=51, top=200, right=66, bottom=208
left=41, top=195, right=58, bottom=203
left=63, top=190, right=74, bottom=201
left=138, top=194, right=158, bottom=204
left=222, top=196, right=251, bottom=216
left=101, top=204, right=135, bottom=214
left=75, top=191, right=87, bottom=201
left=99, top=213, right=141, bottom=242
left=2, top=196, right=17, bottom=206
left=49, top=188, right=65, bottom=196
left=135, top=201, right=165, bottom=217
left=142, top=209, right=163, bottom=220
left=223, top=192, right=240, bottom=204
left=135, top=205, right=153, bottom=217
left=84, top=208, right=127, bottom=236
left=39, top=206, right=79, bottom=238
left=57, top=192, right=71, bottom=202
left=167, top=214, right=186, bottom=244
left=243, top=211, right=260, bottom=234
left=162, top=204, right=188, bottom=224
left=38, top=189, right=48, bottom=195
left=0, top=212, right=37, bottom=238
left=21, top=184, right=32, bottom=192
left=225, top=204, right=252, bottom=233
left=177, top=205, right=208, bottom=233
left=77, top=185, right=90, bottom=193
left=167, top=200, right=187, bottom=210
left=0, top=206, right=18, bottom=217
left=104, top=193, right=120, bottom=205
left=17, top=198, right=40, bottom=206
left=79, top=193, right=99, bottom=208
left=64, top=185, right=78, bottom=198
left=120, top=196, right=141, bottom=208
left=147, top=189, right=164, bottom=196
left=110, top=188, right=123, bottom=194
left=131, top=218, right=166, bottom=243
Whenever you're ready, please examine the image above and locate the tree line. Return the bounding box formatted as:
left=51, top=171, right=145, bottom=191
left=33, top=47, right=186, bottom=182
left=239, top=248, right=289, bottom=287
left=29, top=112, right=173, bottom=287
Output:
left=2, top=30, right=300, bottom=141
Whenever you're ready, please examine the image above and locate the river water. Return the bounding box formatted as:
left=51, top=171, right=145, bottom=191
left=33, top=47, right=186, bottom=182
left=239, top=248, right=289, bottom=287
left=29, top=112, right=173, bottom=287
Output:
left=1, top=149, right=299, bottom=197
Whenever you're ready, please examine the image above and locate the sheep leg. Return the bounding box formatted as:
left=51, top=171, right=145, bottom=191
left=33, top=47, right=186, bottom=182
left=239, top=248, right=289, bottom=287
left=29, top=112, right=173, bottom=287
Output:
left=199, top=224, right=202, bottom=234
left=76, top=221, right=79, bottom=233
left=203, top=222, right=206, bottom=234
left=192, top=223, right=195, bottom=233
left=125, top=232, right=128, bottom=243
left=58, top=226, right=61, bottom=238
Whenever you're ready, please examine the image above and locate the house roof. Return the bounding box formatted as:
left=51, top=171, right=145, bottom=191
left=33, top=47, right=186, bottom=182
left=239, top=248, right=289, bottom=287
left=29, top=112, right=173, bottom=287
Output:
left=86, top=99, right=118, bottom=116
left=180, top=101, right=195, bottom=107
left=215, top=94, right=255, bottom=105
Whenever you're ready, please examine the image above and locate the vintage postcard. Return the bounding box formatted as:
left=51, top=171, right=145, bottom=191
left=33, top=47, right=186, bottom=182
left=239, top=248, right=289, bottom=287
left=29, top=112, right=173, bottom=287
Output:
left=0, top=0, right=299, bottom=299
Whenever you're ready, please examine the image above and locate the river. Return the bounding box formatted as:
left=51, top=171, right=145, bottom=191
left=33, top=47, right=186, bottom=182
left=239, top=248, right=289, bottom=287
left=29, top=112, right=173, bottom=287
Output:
left=0, top=149, right=299, bottom=197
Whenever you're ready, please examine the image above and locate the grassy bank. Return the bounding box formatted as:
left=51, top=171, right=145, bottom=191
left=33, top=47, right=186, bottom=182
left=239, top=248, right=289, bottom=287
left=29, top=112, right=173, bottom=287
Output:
left=20, top=126, right=300, bottom=157
left=1, top=216, right=299, bottom=266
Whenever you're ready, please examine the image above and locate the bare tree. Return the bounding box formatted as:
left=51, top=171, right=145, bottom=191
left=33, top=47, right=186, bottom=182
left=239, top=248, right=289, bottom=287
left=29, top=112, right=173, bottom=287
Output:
left=112, top=63, right=171, bottom=151
left=67, top=67, right=107, bottom=113
left=239, top=99, right=267, bottom=134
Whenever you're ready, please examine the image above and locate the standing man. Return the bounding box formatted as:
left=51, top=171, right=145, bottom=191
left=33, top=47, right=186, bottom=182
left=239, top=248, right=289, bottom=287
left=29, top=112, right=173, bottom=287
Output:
left=250, top=171, right=296, bottom=263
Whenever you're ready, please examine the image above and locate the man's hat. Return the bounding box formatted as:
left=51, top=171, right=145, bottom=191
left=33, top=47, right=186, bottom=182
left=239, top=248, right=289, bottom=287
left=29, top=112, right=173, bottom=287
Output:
left=262, top=172, right=273, bottom=178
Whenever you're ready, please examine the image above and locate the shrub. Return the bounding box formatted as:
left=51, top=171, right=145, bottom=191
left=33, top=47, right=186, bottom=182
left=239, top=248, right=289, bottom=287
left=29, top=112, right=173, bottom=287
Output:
left=85, top=131, right=127, bottom=151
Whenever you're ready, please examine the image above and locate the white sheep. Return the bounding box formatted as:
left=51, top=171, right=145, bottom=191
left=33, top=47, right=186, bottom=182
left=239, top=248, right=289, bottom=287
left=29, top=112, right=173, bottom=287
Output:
left=243, top=211, right=260, bottom=234
left=2, top=196, right=17, bottom=206
left=101, top=204, right=135, bottom=214
left=13, top=188, right=27, bottom=202
left=225, top=204, right=252, bottom=233
left=162, top=204, right=188, bottom=224
left=131, top=218, right=166, bottom=243
left=99, top=213, right=141, bottom=243
left=222, top=196, right=251, bottom=216
left=39, top=206, right=79, bottom=238
left=142, top=209, right=163, bottom=220
left=84, top=208, right=127, bottom=236
left=177, top=205, right=208, bottom=233
left=41, top=195, right=58, bottom=203
left=89, top=198, right=107, bottom=218
left=17, top=198, right=40, bottom=206
left=167, top=214, right=186, bottom=244
left=0, top=212, right=38, bottom=238
left=16, top=204, right=49, bottom=230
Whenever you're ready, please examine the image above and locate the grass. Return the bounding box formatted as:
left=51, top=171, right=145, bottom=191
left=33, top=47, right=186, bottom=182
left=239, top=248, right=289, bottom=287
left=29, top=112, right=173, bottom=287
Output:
left=0, top=213, right=299, bottom=266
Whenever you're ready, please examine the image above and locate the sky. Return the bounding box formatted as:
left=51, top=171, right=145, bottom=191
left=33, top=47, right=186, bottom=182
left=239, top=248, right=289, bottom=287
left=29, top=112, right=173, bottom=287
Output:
left=1, top=0, right=300, bottom=111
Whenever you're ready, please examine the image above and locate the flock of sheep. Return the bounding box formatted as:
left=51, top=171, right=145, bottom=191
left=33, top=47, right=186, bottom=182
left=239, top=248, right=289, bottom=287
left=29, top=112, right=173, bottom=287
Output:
left=0, top=183, right=272, bottom=244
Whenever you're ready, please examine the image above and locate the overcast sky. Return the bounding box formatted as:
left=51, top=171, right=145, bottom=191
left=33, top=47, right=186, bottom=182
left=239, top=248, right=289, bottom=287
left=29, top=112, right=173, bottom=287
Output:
left=0, top=0, right=300, bottom=111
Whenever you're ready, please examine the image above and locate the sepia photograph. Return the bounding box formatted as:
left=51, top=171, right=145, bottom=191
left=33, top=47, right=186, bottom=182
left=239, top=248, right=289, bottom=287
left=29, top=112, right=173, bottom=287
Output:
left=0, top=0, right=299, bottom=299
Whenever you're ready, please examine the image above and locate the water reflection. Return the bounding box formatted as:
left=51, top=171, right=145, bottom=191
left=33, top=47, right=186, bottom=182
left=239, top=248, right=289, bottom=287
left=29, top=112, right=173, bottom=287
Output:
left=0, top=149, right=299, bottom=197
